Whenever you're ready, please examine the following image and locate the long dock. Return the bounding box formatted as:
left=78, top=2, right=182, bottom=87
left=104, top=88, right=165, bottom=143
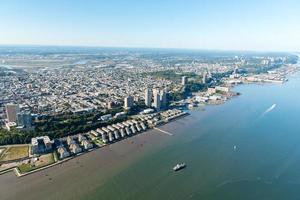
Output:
left=153, top=127, right=173, bottom=136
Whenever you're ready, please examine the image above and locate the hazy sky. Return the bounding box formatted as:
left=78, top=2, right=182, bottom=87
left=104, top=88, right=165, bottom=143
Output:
left=0, top=0, right=299, bottom=51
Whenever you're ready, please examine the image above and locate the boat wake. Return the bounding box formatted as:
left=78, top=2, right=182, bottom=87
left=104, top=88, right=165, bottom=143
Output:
left=260, top=104, right=276, bottom=117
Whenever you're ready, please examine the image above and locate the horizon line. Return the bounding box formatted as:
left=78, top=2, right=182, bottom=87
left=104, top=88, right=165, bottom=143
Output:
left=0, top=43, right=297, bottom=54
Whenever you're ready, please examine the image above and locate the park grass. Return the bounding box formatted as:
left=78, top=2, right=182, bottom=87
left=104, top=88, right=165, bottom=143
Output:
left=0, top=145, right=29, bottom=162
left=18, top=163, right=37, bottom=173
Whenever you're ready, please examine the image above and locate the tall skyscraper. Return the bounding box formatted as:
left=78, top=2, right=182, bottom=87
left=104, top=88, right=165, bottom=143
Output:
left=124, top=95, right=134, bottom=109
left=153, top=89, right=161, bottom=110
left=202, top=71, right=207, bottom=84
left=160, top=89, right=167, bottom=109
left=5, top=103, right=19, bottom=123
left=233, top=66, right=239, bottom=74
left=144, top=88, right=152, bottom=107
left=181, top=76, right=188, bottom=85
left=17, top=111, right=32, bottom=128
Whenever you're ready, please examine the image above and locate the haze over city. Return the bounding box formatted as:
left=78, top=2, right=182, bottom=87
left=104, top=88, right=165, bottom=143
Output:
left=0, top=0, right=300, bottom=51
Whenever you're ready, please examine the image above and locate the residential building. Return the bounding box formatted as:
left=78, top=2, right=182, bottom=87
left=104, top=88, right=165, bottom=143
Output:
left=160, top=89, right=167, bottom=109
left=67, top=136, right=76, bottom=146
left=5, top=103, right=19, bottom=123
left=81, top=140, right=93, bottom=150
left=100, top=114, right=112, bottom=121
left=207, top=88, right=216, bottom=95
left=202, top=72, right=207, bottom=84
left=78, top=134, right=87, bottom=142
left=31, top=136, right=52, bottom=155
left=153, top=89, right=161, bottom=110
left=107, top=101, right=114, bottom=109
left=144, top=88, right=152, bottom=107
left=181, top=76, right=188, bottom=85
left=57, top=146, right=70, bottom=159
left=124, top=95, right=134, bottom=109
left=69, top=143, right=82, bottom=154
left=17, top=111, right=32, bottom=128
left=215, top=86, right=230, bottom=93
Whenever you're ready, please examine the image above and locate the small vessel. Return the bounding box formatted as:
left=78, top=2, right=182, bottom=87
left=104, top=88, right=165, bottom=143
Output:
left=173, top=163, right=186, bottom=171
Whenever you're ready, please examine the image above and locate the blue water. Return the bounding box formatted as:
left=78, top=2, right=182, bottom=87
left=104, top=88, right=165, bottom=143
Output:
left=84, top=71, right=300, bottom=200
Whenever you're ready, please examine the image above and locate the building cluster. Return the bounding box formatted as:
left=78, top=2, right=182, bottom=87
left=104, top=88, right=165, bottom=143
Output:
left=0, top=66, right=173, bottom=116
left=5, top=103, right=32, bottom=130
left=0, top=50, right=290, bottom=117
left=88, top=108, right=187, bottom=144
left=0, top=108, right=185, bottom=178
left=224, top=63, right=298, bottom=85
left=90, top=119, right=148, bottom=143
left=144, top=88, right=167, bottom=110
left=122, top=87, right=169, bottom=111
left=29, top=108, right=187, bottom=161
left=56, top=134, right=93, bottom=159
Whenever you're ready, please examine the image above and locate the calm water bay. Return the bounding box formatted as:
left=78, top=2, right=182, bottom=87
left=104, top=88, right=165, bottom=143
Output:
left=84, top=71, right=300, bottom=200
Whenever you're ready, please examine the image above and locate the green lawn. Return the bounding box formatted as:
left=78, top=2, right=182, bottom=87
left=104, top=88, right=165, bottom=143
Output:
left=18, top=163, right=37, bottom=173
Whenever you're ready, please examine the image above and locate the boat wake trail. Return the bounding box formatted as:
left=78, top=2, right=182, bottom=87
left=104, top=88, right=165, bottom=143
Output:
left=260, top=104, right=276, bottom=118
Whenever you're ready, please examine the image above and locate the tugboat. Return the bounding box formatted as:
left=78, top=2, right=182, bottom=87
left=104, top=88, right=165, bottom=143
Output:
left=173, top=163, right=186, bottom=171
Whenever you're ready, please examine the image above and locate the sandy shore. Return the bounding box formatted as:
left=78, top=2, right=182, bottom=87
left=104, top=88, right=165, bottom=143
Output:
left=0, top=115, right=195, bottom=200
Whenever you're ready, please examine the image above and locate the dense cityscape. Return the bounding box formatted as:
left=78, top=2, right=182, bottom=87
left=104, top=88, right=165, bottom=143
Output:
left=0, top=47, right=298, bottom=177
left=1, top=0, right=300, bottom=199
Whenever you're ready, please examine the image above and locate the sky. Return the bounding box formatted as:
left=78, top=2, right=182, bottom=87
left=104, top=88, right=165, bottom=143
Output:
left=0, top=0, right=299, bottom=51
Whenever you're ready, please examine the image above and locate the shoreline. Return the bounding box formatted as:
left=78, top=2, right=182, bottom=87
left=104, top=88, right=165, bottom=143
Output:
left=1, top=61, right=298, bottom=178
left=0, top=63, right=299, bottom=200
left=1, top=63, right=298, bottom=177
left=0, top=115, right=196, bottom=200
left=0, top=113, right=190, bottom=178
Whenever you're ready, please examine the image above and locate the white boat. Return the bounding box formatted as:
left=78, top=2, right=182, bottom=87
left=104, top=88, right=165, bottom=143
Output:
left=173, top=163, right=186, bottom=171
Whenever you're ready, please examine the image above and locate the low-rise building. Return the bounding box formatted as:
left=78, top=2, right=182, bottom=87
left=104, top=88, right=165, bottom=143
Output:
left=78, top=134, right=87, bottom=142
left=81, top=140, right=93, bottom=150
left=69, top=143, right=82, bottom=154
left=31, top=136, right=52, bottom=155
left=57, top=146, right=70, bottom=159
left=67, top=136, right=76, bottom=146
left=215, top=86, right=230, bottom=93
left=100, top=114, right=112, bottom=121
left=207, top=88, right=216, bottom=95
